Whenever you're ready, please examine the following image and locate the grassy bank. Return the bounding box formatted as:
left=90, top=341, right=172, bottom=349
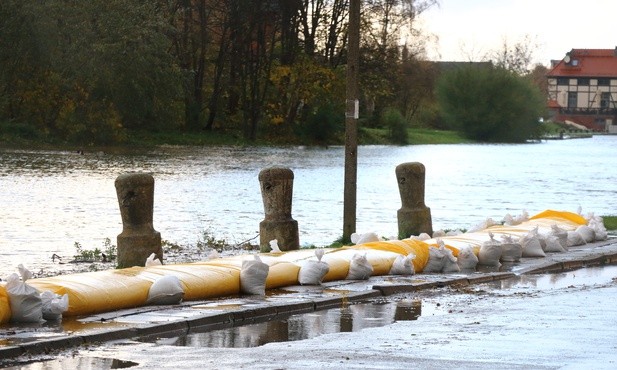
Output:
left=602, top=216, right=617, bottom=231
left=0, top=121, right=470, bottom=149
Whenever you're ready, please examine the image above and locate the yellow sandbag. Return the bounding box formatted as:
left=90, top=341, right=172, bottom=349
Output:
left=0, top=284, right=10, bottom=324
left=321, top=252, right=352, bottom=282
left=530, top=210, right=587, bottom=226
left=425, top=237, right=482, bottom=254
left=253, top=248, right=346, bottom=283
left=356, top=240, right=419, bottom=256
left=264, top=261, right=301, bottom=289
left=204, top=255, right=301, bottom=290
left=135, top=263, right=241, bottom=301
left=29, top=267, right=152, bottom=317
left=398, top=239, right=432, bottom=272
left=270, top=248, right=328, bottom=263
left=352, top=239, right=432, bottom=273
left=253, top=255, right=301, bottom=289
left=323, top=248, right=398, bottom=277
left=481, top=225, right=533, bottom=238
left=524, top=218, right=581, bottom=232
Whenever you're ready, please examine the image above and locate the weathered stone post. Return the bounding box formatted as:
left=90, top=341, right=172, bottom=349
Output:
left=115, top=173, right=162, bottom=268
left=259, top=167, right=299, bottom=252
left=396, top=162, right=433, bottom=238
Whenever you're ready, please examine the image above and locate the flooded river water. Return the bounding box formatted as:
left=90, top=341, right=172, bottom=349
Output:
left=2, top=135, right=617, bottom=276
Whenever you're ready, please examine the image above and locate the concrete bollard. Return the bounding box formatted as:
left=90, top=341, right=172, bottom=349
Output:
left=115, top=172, right=162, bottom=268
left=396, top=162, right=433, bottom=238
left=258, top=167, right=299, bottom=252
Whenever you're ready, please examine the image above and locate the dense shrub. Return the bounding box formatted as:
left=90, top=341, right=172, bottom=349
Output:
left=381, top=108, right=408, bottom=144
left=297, top=104, right=344, bottom=144
left=436, top=66, right=545, bottom=143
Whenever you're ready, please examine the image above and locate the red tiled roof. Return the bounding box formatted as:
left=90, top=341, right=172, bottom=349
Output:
left=547, top=48, right=617, bottom=78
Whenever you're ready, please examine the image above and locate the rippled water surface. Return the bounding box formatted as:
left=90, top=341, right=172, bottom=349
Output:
left=2, top=136, right=617, bottom=275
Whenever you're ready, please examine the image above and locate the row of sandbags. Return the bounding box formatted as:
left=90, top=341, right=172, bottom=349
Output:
left=0, top=239, right=431, bottom=322
left=411, top=209, right=607, bottom=272
left=0, top=210, right=605, bottom=323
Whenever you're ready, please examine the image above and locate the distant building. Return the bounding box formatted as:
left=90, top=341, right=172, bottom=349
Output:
left=546, top=48, right=617, bottom=132
left=434, top=61, right=493, bottom=73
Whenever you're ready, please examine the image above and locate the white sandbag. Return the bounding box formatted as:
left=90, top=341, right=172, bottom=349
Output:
left=410, top=233, right=430, bottom=241
left=478, top=232, right=502, bottom=266
left=567, top=230, right=586, bottom=247
left=445, top=229, right=463, bottom=236
left=432, top=230, right=446, bottom=238
left=456, top=246, right=478, bottom=270
left=346, top=253, right=373, bottom=280
left=583, top=211, right=599, bottom=224
left=389, top=253, right=415, bottom=275
left=145, top=253, right=162, bottom=266
left=500, top=235, right=522, bottom=262
left=6, top=270, right=42, bottom=323
left=520, top=229, right=545, bottom=257
left=17, top=264, right=33, bottom=281
left=536, top=232, right=548, bottom=251
left=269, top=239, right=282, bottom=253
left=423, top=241, right=446, bottom=273
left=588, top=218, right=608, bottom=241
left=503, top=210, right=529, bottom=226
left=146, top=275, right=185, bottom=305
left=550, top=225, right=569, bottom=251
left=40, top=291, right=69, bottom=321
left=575, top=225, right=595, bottom=243
left=544, top=235, right=567, bottom=253
left=352, top=232, right=380, bottom=245
left=468, top=218, right=498, bottom=233
left=240, top=255, right=269, bottom=295
left=298, top=249, right=330, bottom=285
left=441, top=245, right=460, bottom=273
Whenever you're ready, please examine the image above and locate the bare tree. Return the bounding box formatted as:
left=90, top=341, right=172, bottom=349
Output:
left=486, top=35, right=538, bottom=75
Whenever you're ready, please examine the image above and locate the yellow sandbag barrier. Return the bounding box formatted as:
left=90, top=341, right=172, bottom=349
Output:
left=0, top=284, right=10, bottom=324
left=28, top=267, right=152, bottom=316
left=424, top=210, right=587, bottom=258
left=332, top=248, right=401, bottom=276
left=2, top=209, right=590, bottom=321
left=530, top=210, right=587, bottom=226
left=203, top=254, right=301, bottom=290
left=350, top=239, right=432, bottom=274
left=134, top=264, right=241, bottom=301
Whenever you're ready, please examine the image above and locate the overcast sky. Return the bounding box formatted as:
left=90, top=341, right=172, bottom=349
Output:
left=418, top=0, right=616, bottom=66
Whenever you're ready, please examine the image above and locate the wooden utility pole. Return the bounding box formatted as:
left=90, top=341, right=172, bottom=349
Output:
left=343, top=0, right=360, bottom=242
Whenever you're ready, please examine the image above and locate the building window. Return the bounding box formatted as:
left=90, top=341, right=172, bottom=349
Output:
left=557, top=78, right=569, bottom=85
left=601, top=92, right=611, bottom=109
left=598, top=78, right=610, bottom=86
left=578, top=78, right=590, bottom=86
left=567, top=92, right=577, bottom=108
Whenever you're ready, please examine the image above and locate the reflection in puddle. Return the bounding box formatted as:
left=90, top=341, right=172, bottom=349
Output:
left=496, top=265, right=617, bottom=290
left=0, top=318, right=131, bottom=346
left=145, top=299, right=425, bottom=348
left=2, top=357, right=138, bottom=370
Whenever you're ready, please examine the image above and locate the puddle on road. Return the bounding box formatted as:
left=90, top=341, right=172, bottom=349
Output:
left=142, top=298, right=440, bottom=348
left=142, top=265, right=617, bottom=349
left=1, top=357, right=138, bottom=369
left=0, top=318, right=131, bottom=347
left=492, top=265, right=617, bottom=291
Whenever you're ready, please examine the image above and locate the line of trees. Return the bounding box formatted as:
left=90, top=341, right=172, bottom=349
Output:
left=1, top=0, right=439, bottom=145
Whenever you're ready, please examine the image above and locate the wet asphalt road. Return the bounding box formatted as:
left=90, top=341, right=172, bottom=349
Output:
left=79, top=266, right=617, bottom=370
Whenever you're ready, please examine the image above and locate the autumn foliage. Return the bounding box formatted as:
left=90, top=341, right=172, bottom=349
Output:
left=0, top=0, right=439, bottom=145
